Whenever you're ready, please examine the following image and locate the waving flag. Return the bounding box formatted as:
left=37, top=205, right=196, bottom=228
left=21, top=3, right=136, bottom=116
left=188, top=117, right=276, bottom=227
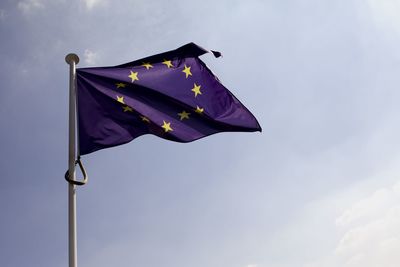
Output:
left=76, top=43, right=261, bottom=155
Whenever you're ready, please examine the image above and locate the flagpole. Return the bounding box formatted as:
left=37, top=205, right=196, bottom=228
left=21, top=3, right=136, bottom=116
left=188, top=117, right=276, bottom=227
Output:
left=65, top=53, right=79, bottom=267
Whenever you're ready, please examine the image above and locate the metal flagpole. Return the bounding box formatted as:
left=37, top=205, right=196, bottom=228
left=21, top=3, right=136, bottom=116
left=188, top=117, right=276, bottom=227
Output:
left=65, top=53, right=79, bottom=267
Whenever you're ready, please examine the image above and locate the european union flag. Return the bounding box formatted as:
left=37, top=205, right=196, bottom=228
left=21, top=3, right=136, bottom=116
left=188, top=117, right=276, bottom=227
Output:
left=77, top=43, right=261, bottom=155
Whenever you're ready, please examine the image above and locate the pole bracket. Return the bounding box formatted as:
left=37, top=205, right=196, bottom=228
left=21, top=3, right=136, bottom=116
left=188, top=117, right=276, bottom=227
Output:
left=65, top=157, right=88, bottom=186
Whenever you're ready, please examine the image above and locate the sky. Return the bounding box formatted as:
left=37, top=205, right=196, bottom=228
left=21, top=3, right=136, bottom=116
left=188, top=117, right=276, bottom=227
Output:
left=1, top=0, right=400, bottom=267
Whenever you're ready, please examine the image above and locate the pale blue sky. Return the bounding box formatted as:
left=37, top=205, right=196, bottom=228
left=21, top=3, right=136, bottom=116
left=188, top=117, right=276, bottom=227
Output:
left=1, top=1, right=400, bottom=267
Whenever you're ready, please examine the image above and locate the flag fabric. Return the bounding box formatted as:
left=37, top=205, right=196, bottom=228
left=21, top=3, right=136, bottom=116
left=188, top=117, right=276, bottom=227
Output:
left=76, top=43, right=261, bottom=155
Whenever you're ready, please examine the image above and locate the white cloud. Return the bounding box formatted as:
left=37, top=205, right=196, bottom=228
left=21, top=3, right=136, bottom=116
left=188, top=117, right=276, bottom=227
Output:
left=366, top=0, right=400, bottom=35
left=83, top=49, right=98, bottom=65
left=307, top=181, right=400, bottom=267
left=17, top=0, right=44, bottom=14
left=333, top=182, right=400, bottom=267
left=82, top=0, right=106, bottom=10
left=335, top=187, right=393, bottom=227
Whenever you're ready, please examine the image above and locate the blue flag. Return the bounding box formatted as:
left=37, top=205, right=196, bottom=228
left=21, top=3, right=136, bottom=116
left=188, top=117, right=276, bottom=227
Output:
left=77, top=43, right=261, bottom=155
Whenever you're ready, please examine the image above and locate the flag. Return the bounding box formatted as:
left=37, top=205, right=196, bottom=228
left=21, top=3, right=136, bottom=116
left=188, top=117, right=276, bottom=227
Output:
left=76, top=43, right=261, bottom=155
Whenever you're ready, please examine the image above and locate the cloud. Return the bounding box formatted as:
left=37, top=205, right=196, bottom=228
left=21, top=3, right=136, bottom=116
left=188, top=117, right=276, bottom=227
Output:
left=17, top=0, right=44, bottom=14
left=83, top=49, right=98, bottom=65
left=333, top=182, right=400, bottom=267
left=366, top=0, right=400, bottom=35
left=82, top=0, right=106, bottom=10
left=335, top=187, right=394, bottom=227
left=307, top=181, right=400, bottom=267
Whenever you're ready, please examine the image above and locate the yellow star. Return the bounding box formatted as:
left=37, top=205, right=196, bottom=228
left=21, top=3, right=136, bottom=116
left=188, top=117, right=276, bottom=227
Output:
left=182, top=64, right=192, bottom=78
left=117, top=95, right=125, bottom=104
left=162, top=59, right=173, bottom=68
left=161, top=120, right=173, bottom=132
left=195, top=106, right=204, bottom=114
left=122, top=105, right=133, bottom=112
left=140, top=116, right=150, bottom=123
left=178, top=110, right=190, bottom=120
left=141, top=62, right=153, bottom=70
left=128, top=71, right=139, bottom=82
left=191, top=83, right=202, bottom=97
left=116, top=82, right=126, bottom=88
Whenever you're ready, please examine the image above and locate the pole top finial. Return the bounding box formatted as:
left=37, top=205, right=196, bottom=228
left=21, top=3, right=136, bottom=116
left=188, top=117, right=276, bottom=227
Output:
left=65, top=53, right=80, bottom=65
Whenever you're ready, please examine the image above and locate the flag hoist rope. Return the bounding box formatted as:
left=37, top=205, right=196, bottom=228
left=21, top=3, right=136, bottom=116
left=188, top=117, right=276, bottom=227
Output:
left=65, top=53, right=88, bottom=267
